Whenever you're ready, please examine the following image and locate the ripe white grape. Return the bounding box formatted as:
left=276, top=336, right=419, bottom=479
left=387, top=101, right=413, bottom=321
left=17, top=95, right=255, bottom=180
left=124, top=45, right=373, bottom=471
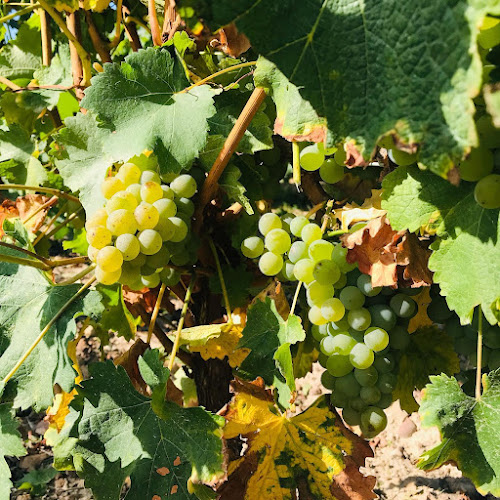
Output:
left=264, top=228, right=291, bottom=254
left=95, top=266, right=121, bottom=285
left=331, top=333, right=356, bottom=355
left=106, top=191, right=138, bottom=213
left=85, top=209, right=108, bottom=230
left=259, top=252, right=283, bottom=276
left=115, top=233, right=141, bottom=261
left=320, top=297, right=345, bottom=322
left=300, top=223, right=322, bottom=244
left=86, top=225, right=112, bottom=249
left=290, top=216, right=309, bottom=237
left=326, top=353, right=353, bottom=377
left=459, top=147, right=493, bottom=181
left=348, top=308, right=371, bottom=331
left=140, top=181, right=163, bottom=204
left=319, top=158, right=344, bottom=184
left=340, top=286, right=365, bottom=310
left=134, top=202, right=160, bottom=230
left=308, top=239, right=333, bottom=262
left=349, top=343, right=374, bottom=369
left=101, top=177, right=125, bottom=199
left=308, top=305, right=328, bottom=325
left=153, top=198, right=177, bottom=218
left=288, top=241, right=309, bottom=263
left=160, top=267, right=181, bottom=286
left=281, top=260, right=296, bottom=281
left=258, top=213, right=282, bottom=236
left=299, top=144, right=325, bottom=171
left=140, top=170, right=161, bottom=185
left=141, top=272, right=161, bottom=288
left=307, top=281, right=334, bottom=306
left=87, top=245, right=99, bottom=262
left=117, top=162, right=141, bottom=185
left=170, top=174, right=197, bottom=198
left=96, top=245, right=123, bottom=272
left=474, top=174, right=500, bottom=209
left=126, top=183, right=142, bottom=202
left=176, top=197, right=195, bottom=217
left=168, top=217, right=188, bottom=242
left=360, top=407, right=387, bottom=438
left=147, top=245, right=171, bottom=269
left=155, top=218, right=176, bottom=241
left=313, top=259, right=341, bottom=285
left=106, top=209, right=138, bottom=236
left=293, top=258, right=315, bottom=283
left=364, top=327, right=389, bottom=352
left=241, top=236, right=264, bottom=259
left=161, top=185, right=175, bottom=200
left=137, top=229, right=163, bottom=255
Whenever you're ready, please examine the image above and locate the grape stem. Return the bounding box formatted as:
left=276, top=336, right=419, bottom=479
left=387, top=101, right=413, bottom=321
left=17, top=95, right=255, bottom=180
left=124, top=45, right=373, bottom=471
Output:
left=290, top=281, right=302, bottom=316
left=292, top=141, right=301, bottom=187
left=168, top=278, right=195, bottom=371
left=208, top=238, right=233, bottom=324
left=55, top=263, right=96, bottom=285
left=147, top=283, right=167, bottom=344
left=0, top=185, right=81, bottom=203
left=1, top=276, right=96, bottom=386
left=44, top=206, right=84, bottom=239
left=325, top=229, right=349, bottom=238
left=0, top=4, right=40, bottom=24
left=475, top=306, right=483, bottom=400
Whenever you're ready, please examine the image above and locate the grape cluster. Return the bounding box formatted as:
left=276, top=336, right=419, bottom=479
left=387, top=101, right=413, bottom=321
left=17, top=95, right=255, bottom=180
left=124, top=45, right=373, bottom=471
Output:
left=299, top=143, right=346, bottom=184
left=86, top=160, right=198, bottom=289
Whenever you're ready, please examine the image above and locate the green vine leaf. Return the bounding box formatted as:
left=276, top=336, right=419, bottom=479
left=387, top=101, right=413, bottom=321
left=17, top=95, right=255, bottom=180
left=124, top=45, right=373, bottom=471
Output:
left=81, top=47, right=217, bottom=175
left=418, top=370, right=500, bottom=496
left=67, top=359, right=224, bottom=499
left=210, top=0, right=500, bottom=176
left=382, top=165, right=500, bottom=325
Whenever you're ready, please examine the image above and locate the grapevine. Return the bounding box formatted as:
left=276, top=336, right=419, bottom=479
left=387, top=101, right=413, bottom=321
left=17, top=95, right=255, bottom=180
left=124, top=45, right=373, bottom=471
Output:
left=0, top=2, right=499, bottom=500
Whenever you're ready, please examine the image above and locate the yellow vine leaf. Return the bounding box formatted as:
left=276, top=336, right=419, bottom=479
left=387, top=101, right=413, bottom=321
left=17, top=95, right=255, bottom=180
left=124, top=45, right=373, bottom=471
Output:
left=408, top=287, right=433, bottom=333
left=335, top=189, right=386, bottom=231
left=218, top=380, right=376, bottom=500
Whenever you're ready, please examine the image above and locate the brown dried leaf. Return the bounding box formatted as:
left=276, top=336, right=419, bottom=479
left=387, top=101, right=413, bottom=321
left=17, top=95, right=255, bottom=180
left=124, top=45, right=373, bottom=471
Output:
left=253, top=280, right=290, bottom=319
left=408, top=287, right=433, bottom=333
left=217, top=24, right=251, bottom=58
left=114, top=339, right=149, bottom=394
left=345, top=142, right=369, bottom=168
left=0, top=199, right=18, bottom=238
left=16, top=194, right=55, bottom=232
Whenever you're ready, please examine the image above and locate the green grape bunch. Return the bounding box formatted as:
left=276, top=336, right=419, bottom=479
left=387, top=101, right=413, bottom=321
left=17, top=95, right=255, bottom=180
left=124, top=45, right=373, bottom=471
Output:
left=86, top=160, right=198, bottom=289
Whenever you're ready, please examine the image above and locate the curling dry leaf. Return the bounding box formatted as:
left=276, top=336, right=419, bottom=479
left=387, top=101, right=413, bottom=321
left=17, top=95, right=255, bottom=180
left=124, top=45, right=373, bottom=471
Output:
left=341, top=216, right=432, bottom=288
left=216, top=24, right=251, bottom=58
left=218, top=380, right=376, bottom=500
left=0, top=195, right=53, bottom=235
left=335, top=189, right=386, bottom=231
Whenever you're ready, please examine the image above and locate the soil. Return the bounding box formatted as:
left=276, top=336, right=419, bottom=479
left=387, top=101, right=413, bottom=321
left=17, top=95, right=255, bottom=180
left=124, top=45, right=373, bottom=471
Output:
left=8, top=329, right=496, bottom=500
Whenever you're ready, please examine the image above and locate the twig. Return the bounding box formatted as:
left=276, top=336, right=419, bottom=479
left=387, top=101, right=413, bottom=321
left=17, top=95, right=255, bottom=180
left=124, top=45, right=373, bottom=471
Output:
left=124, top=17, right=142, bottom=51
left=56, top=263, right=95, bottom=285
left=179, top=61, right=257, bottom=94
left=108, top=0, right=123, bottom=48
left=85, top=10, right=111, bottom=63
left=0, top=4, right=39, bottom=24
left=0, top=184, right=80, bottom=203
left=0, top=253, right=50, bottom=270
left=168, top=278, right=195, bottom=371
left=475, top=307, right=483, bottom=400
left=208, top=238, right=232, bottom=324
left=147, top=283, right=167, bottom=343
left=148, top=0, right=162, bottom=46
left=0, top=75, right=21, bottom=91
left=161, top=0, right=181, bottom=41
left=50, top=256, right=90, bottom=268
left=39, top=9, right=52, bottom=65
left=1, top=276, right=96, bottom=386
left=23, top=195, right=58, bottom=224
left=194, top=87, right=267, bottom=230
left=6, top=84, right=79, bottom=92
left=44, top=206, right=84, bottom=239
left=0, top=241, right=51, bottom=267
left=65, top=10, right=84, bottom=98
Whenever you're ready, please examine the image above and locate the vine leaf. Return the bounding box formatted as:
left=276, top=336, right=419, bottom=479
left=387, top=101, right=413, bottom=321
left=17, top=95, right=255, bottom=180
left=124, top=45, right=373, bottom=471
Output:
left=382, top=165, right=500, bottom=325
left=237, top=296, right=305, bottom=409
left=218, top=380, right=376, bottom=500
left=0, top=255, right=102, bottom=411
left=0, top=399, right=27, bottom=499
left=418, top=370, right=500, bottom=496
left=210, top=0, right=500, bottom=176
left=65, top=358, right=224, bottom=499
left=393, top=327, right=459, bottom=413
left=341, top=216, right=432, bottom=288
left=254, top=57, right=327, bottom=143
left=484, top=83, right=500, bottom=128
left=81, top=47, right=217, bottom=175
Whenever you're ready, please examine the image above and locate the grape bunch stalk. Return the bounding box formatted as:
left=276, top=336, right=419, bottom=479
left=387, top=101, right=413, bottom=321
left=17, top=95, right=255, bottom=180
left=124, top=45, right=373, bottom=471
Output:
left=241, top=211, right=422, bottom=438
left=86, top=159, right=199, bottom=289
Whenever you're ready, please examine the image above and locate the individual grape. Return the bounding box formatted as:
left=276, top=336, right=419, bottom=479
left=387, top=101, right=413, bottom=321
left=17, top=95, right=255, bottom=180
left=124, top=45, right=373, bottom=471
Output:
left=376, top=393, right=393, bottom=409
left=126, top=183, right=142, bottom=202
left=85, top=209, right=108, bottom=230
left=106, top=191, right=138, bottom=213
left=331, top=244, right=356, bottom=272
left=86, top=225, right=112, bottom=249
left=153, top=198, right=177, bottom=218
left=115, top=234, right=141, bottom=261
left=340, top=286, right=365, bottom=310
left=309, top=305, right=328, bottom=325
left=320, top=370, right=336, bottom=390
left=88, top=246, right=100, bottom=263
left=137, top=229, right=163, bottom=255
left=308, top=239, right=334, bottom=262
left=101, top=176, right=125, bottom=199
left=147, top=245, right=171, bottom=269
left=459, top=147, right=494, bottom=181
left=241, top=236, right=264, bottom=259
left=368, top=305, right=397, bottom=330
left=349, top=343, right=374, bottom=369
left=258, top=213, right=282, bottom=236
left=141, top=272, right=161, bottom=288
left=331, top=333, right=357, bottom=355
left=140, top=170, right=161, bottom=185
left=390, top=294, right=416, bottom=318
left=356, top=274, right=382, bottom=297
left=289, top=241, right=309, bottom=263
left=265, top=228, right=291, bottom=254
left=330, top=390, right=349, bottom=408
left=389, top=325, right=411, bottom=350
left=156, top=218, right=175, bottom=241
left=354, top=366, right=378, bottom=387
left=333, top=273, right=347, bottom=289
left=326, top=353, right=353, bottom=377
left=134, top=202, right=160, bottom=230
left=175, top=197, right=195, bottom=217
left=374, top=352, right=396, bottom=373
left=348, top=308, right=371, bottom=331
left=313, top=260, right=341, bottom=286
left=119, top=263, right=141, bottom=286
left=95, top=266, right=121, bottom=285
left=129, top=253, right=147, bottom=268
left=299, top=144, right=325, bottom=171
left=474, top=174, right=500, bottom=209
left=488, top=350, right=500, bottom=370
left=300, top=223, right=322, bottom=244
left=349, top=397, right=367, bottom=413
left=170, top=251, right=190, bottom=267
left=342, top=407, right=361, bottom=426
left=140, top=181, right=163, bottom=204
left=160, top=267, right=181, bottom=286
left=117, top=162, right=141, bottom=185
left=334, top=147, right=347, bottom=165
left=293, top=258, right=315, bottom=283
left=290, top=216, right=309, bottom=237
left=170, top=174, right=197, bottom=198
left=335, top=373, right=361, bottom=397
left=320, top=336, right=337, bottom=356
left=364, top=327, right=389, bottom=352
left=321, top=298, right=345, bottom=322
left=427, top=297, right=453, bottom=323
left=106, top=209, right=138, bottom=236
left=96, top=246, right=123, bottom=272
left=389, top=148, right=417, bottom=166
left=377, top=373, right=397, bottom=394
left=168, top=217, right=188, bottom=243
left=161, top=185, right=175, bottom=200
left=360, top=406, right=387, bottom=437
left=281, top=260, right=296, bottom=281
left=259, top=252, right=283, bottom=276
left=478, top=18, right=500, bottom=49
left=319, top=158, right=344, bottom=183
left=312, top=324, right=328, bottom=342
left=360, top=386, right=381, bottom=405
